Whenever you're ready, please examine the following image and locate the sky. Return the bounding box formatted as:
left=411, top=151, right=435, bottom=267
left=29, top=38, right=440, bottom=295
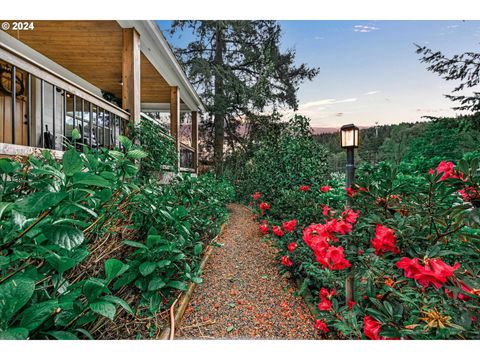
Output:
left=158, top=20, right=480, bottom=128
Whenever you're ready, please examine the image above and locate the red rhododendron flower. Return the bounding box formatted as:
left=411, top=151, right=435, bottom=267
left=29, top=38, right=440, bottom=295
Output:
left=346, top=187, right=355, bottom=198
left=341, top=208, right=360, bottom=224
left=357, top=249, right=364, bottom=255
left=287, top=242, right=297, bottom=252
left=428, top=169, right=435, bottom=175
left=282, top=219, right=297, bottom=233
left=364, top=316, right=382, bottom=340
left=435, top=160, right=464, bottom=181
left=259, top=202, right=270, bottom=210
left=459, top=186, right=479, bottom=203
left=318, top=297, right=332, bottom=311
left=444, top=280, right=476, bottom=301
left=272, top=225, right=285, bottom=237
left=281, top=255, right=293, bottom=267
left=396, top=257, right=460, bottom=289
left=321, top=185, right=331, bottom=193
left=333, top=220, right=353, bottom=235
left=299, top=185, right=311, bottom=191
left=248, top=201, right=253, bottom=207
left=371, top=224, right=400, bottom=256
left=253, top=192, right=261, bottom=200
left=348, top=300, right=356, bottom=310
left=319, top=287, right=336, bottom=298
left=322, top=205, right=331, bottom=217
left=259, top=221, right=269, bottom=235
left=315, top=319, right=329, bottom=333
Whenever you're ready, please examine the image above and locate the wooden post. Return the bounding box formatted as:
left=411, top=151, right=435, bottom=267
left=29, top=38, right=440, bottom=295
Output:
left=191, top=111, right=198, bottom=174
left=122, top=28, right=141, bottom=126
left=170, top=86, right=180, bottom=168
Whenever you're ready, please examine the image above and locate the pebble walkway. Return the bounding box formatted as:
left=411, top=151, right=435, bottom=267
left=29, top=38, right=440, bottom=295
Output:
left=177, top=204, right=319, bottom=339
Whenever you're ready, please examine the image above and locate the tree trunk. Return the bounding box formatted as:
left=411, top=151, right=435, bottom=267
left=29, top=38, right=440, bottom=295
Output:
left=213, top=22, right=225, bottom=176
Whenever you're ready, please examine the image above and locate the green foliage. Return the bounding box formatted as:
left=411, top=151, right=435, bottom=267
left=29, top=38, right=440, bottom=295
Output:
left=0, top=132, right=233, bottom=339
left=132, top=118, right=178, bottom=177
left=229, top=115, right=330, bottom=201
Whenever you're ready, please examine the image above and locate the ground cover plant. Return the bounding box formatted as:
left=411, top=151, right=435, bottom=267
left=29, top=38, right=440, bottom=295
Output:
left=0, top=127, right=233, bottom=340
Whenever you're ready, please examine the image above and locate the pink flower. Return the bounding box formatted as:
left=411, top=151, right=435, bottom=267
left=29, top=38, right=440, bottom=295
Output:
left=282, top=219, right=297, bottom=233
left=321, top=185, right=331, bottom=193
left=371, top=225, right=400, bottom=256
left=299, top=185, right=311, bottom=191
left=435, top=160, right=464, bottom=181
left=341, top=208, right=360, bottom=224
left=322, top=205, right=331, bottom=217
left=259, top=221, right=269, bottom=235
left=318, top=297, right=332, bottom=311
left=272, top=226, right=285, bottom=237
left=346, top=187, right=355, bottom=198
left=287, top=242, right=297, bottom=252
left=253, top=192, right=261, bottom=200
left=315, top=319, right=329, bottom=333
left=259, top=202, right=270, bottom=210
left=281, top=255, right=293, bottom=267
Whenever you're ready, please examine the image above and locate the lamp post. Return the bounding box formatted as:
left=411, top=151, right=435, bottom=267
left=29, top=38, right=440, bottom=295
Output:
left=340, top=123, right=359, bottom=304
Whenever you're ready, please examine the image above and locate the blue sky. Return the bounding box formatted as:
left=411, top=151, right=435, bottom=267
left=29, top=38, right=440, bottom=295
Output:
left=158, top=20, right=480, bottom=128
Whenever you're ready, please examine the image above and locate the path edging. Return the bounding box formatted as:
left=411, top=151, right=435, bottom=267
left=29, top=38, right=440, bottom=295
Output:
left=158, top=223, right=226, bottom=340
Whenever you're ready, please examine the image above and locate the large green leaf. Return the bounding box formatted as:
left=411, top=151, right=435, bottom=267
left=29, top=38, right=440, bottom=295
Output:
left=42, top=225, right=85, bottom=250
left=148, top=278, right=166, bottom=291
left=102, top=295, right=133, bottom=315
left=89, top=301, right=116, bottom=321
left=104, top=259, right=129, bottom=281
left=45, top=253, right=77, bottom=274
left=15, top=192, right=68, bottom=214
left=71, top=172, right=110, bottom=188
left=62, top=149, right=84, bottom=177
left=166, top=280, right=188, bottom=291
left=46, top=330, right=79, bottom=340
left=0, top=327, right=29, bottom=340
left=0, top=202, right=13, bottom=220
left=19, top=300, right=59, bottom=331
left=139, top=262, right=157, bottom=276
left=0, top=275, right=35, bottom=327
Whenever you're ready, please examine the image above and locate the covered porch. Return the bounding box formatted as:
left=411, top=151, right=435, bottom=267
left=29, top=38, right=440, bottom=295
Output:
left=0, top=20, right=204, bottom=172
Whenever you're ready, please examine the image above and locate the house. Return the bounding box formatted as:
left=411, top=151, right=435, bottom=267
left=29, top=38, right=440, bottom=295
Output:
left=0, top=20, right=204, bottom=173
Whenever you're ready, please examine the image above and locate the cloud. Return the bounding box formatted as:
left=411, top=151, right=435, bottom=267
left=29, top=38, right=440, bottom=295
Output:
left=364, top=90, right=380, bottom=95
left=446, top=24, right=459, bottom=29
left=314, top=36, right=324, bottom=40
left=299, top=98, right=357, bottom=109
left=353, top=25, right=379, bottom=33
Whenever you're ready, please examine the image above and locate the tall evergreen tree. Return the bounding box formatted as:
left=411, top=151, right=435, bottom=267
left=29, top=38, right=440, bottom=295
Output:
left=169, top=21, right=319, bottom=174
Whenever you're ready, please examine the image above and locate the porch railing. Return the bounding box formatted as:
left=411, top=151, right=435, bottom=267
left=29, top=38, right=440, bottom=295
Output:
left=179, top=143, right=195, bottom=173
left=0, top=43, right=130, bottom=151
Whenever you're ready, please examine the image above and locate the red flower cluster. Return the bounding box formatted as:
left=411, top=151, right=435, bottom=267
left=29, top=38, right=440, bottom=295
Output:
left=259, top=202, right=270, bottom=210
left=259, top=220, right=269, bottom=235
left=299, top=185, right=311, bottom=191
left=371, top=224, right=400, bottom=256
left=253, top=192, right=261, bottom=200
left=347, top=300, right=356, bottom=310
left=302, top=208, right=359, bottom=271
left=434, top=160, right=463, bottom=181
left=321, top=185, right=331, bottom=193
left=281, top=255, right=293, bottom=267
left=315, top=319, right=329, bottom=333
left=363, top=315, right=382, bottom=340
left=287, top=242, right=297, bottom=252
left=272, top=225, right=285, bottom=237
left=318, top=288, right=336, bottom=312
left=459, top=186, right=479, bottom=203
left=396, top=257, right=460, bottom=289
left=282, top=219, right=297, bottom=233
left=346, top=186, right=368, bottom=197
left=444, top=281, right=477, bottom=301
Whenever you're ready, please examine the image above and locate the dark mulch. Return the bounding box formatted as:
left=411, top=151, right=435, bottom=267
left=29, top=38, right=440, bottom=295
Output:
left=176, top=204, right=319, bottom=340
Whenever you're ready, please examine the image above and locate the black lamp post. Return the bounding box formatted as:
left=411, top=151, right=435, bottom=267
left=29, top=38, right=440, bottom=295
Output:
left=340, top=123, right=359, bottom=304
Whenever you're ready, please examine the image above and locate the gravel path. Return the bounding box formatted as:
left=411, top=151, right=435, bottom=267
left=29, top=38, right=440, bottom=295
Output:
left=177, top=204, right=319, bottom=340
